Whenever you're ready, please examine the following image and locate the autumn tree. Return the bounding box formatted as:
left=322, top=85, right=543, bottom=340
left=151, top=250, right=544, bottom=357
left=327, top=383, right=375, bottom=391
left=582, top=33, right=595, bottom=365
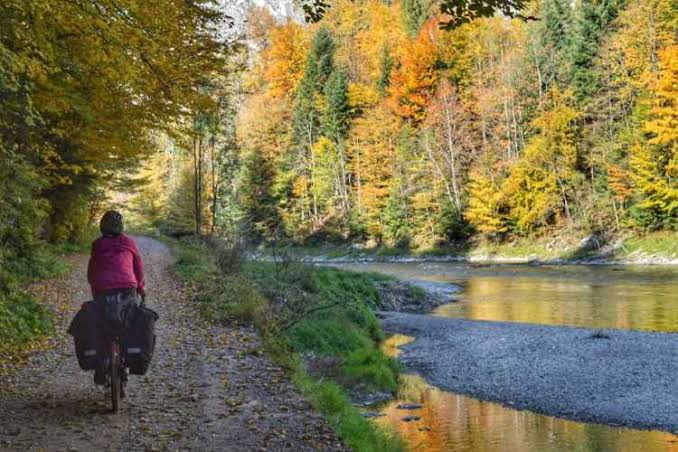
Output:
left=630, top=45, right=678, bottom=228
left=465, top=169, right=507, bottom=236
left=504, top=88, right=581, bottom=231
left=388, top=19, right=441, bottom=123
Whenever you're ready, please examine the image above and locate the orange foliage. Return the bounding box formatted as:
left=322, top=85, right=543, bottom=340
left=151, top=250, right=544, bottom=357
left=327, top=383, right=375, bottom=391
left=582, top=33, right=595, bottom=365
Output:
left=607, top=165, right=633, bottom=202
left=262, top=23, right=309, bottom=99
left=388, top=19, right=441, bottom=122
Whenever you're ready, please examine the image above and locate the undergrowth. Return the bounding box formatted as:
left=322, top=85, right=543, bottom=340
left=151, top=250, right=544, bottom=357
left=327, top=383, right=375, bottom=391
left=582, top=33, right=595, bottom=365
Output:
left=0, top=241, right=79, bottom=355
left=168, top=237, right=403, bottom=451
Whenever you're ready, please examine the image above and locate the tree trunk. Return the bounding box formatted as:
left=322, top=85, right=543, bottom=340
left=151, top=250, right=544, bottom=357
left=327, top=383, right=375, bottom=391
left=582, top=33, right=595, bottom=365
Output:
left=192, top=130, right=200, bottom=236
left=307, top=124, right=318, bottom=222
left=443, top=99, right=462, bottom=211
left=210, top=137, right=218, bottom=235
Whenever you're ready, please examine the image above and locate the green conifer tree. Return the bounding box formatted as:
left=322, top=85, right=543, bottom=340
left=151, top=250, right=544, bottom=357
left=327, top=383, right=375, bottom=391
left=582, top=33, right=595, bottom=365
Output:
left=239, top=149, right=280, bottom=239
left=382, top=184, right=412, bottom=247
left=569, top=0, right=623, bottom=101
left=292, top=27, right=337, bottom=147
left=323, top=69, right=350, bottom=142
left=401, top=0, right=432, bottom=37
left=377, top=46, right=394, bottom=96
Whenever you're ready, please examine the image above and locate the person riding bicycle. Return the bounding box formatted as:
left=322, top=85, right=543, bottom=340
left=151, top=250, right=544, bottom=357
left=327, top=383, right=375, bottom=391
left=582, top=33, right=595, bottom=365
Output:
left=87, top=210, right=145, bottom=385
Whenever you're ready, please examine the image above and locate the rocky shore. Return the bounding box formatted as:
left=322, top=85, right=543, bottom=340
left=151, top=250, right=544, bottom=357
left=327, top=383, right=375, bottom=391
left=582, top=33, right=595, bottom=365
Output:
left=379, top=312, right=678, bottom=434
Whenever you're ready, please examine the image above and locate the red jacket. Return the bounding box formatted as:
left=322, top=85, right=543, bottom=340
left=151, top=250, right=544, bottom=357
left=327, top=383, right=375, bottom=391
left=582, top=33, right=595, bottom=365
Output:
left=87, top=234, right=145, bottom=297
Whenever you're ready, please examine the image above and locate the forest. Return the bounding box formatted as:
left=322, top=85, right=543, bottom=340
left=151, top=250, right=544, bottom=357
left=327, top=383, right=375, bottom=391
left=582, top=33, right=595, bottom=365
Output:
left=0, top=0, right=232, bottom=342
left=0, top=1, right=676, bottom=448
left=1, top=0, right=677, bottom=299
left=231, top=0, right=676, bottom=249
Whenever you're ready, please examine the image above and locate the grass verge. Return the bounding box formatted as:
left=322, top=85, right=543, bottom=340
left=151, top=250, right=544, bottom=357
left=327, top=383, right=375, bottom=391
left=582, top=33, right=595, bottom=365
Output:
left=168, top=236, right=404, bottom=451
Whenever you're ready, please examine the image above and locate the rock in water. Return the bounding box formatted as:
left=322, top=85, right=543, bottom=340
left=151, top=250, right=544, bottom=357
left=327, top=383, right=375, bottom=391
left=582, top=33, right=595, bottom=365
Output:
left=397, top=403, right=423, bottom=410
left=402, top=415, right=421, bottom=422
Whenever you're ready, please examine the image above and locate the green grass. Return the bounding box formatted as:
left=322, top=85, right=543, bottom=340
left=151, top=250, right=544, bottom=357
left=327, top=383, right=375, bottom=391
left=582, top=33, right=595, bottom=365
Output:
left=618, top=231, right=678, bottom=259
left=169, top=237, right=404, bottom=451
left=294, top=370, right=403, bottom=451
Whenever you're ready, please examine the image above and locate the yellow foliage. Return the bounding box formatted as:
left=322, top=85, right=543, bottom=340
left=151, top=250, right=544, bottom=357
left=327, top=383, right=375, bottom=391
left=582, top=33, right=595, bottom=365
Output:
left=411, top=191, right=434, bottom=210
left=628, top=44, right=678, bottom=223
left=464, top=170, right=507, bottom=234
left=502, top=88, right=580, bottom=231
left=608, top=165, right=633, bottom=202
left=349, top=104, right=399, bottom=232
left=609, top=0, right=676, bottom=91
left=645, top=45, right=678, bottom=176
left=388, top=19, right=441, bottom=122
left=348, top=83, right=380, bottom=110
left=503, top=150, right=561, bottom=231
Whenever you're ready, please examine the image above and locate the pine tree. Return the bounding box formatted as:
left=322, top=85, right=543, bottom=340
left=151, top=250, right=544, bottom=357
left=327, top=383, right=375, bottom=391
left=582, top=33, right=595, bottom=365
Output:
left=569, top=0, right=623, bottom=101
left=533, top=0, right=573, bottom=93
left=292, top=27, right=337, bottom=147
left=292, top=76, right=320, bottom=148
left=239, top=149, right=280, bottom=239
left=311, top=27, right=336, bottom=89
left=542, top=0, right=572, bottom=53
left=382, top=184, right=412, bottom=247
left=401, top=0, right=432, bottom=37
left=377, top=46, right=394, bottom=96
left=323, top=69, right=350, bottom=142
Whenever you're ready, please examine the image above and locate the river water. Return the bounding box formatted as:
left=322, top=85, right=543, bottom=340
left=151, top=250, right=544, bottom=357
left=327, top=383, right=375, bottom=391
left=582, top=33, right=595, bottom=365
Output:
left=336, top=262, right=678, bottom=451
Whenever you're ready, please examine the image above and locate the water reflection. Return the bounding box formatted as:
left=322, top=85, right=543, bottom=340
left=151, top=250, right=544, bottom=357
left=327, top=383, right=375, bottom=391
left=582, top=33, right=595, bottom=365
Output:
left=336, top=263, right=678, bottom=332
left=377, top=336, right=678, bottom=452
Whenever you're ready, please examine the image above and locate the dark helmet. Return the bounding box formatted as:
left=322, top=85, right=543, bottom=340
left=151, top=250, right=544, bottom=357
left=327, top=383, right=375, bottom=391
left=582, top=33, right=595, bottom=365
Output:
left=100, top=210, right=124, bottom=236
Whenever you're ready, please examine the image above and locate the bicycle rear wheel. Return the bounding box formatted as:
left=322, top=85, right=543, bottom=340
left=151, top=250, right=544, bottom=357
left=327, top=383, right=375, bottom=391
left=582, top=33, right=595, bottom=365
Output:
left=110, top=344, right=121, bottom=412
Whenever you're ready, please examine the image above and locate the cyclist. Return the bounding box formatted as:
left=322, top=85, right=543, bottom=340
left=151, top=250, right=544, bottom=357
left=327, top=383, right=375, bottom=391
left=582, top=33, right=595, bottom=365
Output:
left=87, top=210, right=145, bottom=385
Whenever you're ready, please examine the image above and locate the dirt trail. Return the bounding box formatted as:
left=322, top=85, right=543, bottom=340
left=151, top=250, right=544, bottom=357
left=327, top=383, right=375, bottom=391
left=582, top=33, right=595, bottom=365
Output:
left=0, top=237, right=344, bottom=451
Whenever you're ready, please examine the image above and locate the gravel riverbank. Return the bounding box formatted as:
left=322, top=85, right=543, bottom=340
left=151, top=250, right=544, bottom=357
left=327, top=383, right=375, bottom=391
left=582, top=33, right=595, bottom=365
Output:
left=380, top=312, right=678, bottom=434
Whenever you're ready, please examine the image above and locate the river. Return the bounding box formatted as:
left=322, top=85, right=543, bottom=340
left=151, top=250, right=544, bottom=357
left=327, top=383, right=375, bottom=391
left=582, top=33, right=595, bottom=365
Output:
left=336, top=262, right=678, bottom=451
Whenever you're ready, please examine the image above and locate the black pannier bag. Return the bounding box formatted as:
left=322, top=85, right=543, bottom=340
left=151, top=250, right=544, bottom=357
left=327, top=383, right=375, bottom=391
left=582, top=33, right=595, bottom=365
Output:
left=101, top=292, right=136, bottom=336
left=67, top=301, right=103, bottom=370
left=122, top=305, right=159, bottom=375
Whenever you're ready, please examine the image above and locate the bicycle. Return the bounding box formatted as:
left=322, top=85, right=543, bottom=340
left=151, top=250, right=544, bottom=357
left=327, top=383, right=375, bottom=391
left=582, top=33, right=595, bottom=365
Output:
left=103, top=294, right=145, bottom=412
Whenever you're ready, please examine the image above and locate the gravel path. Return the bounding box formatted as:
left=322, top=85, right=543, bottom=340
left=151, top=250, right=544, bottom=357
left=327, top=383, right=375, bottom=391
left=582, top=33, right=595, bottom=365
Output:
left=380, top=312, right=678, bottom=434
left=0, top=236, right=344, bottom=451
